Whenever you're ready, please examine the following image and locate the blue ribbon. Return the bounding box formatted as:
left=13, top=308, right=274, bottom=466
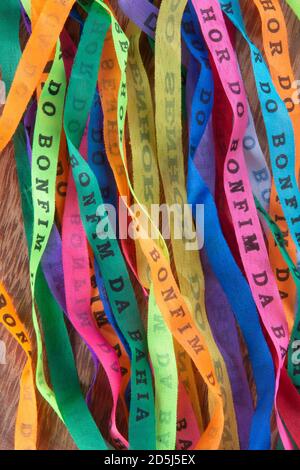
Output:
left=185, top=0, right=275, bottom=449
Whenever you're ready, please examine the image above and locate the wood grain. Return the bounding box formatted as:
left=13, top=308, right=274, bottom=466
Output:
left=0, top=0, right=299, bottom=450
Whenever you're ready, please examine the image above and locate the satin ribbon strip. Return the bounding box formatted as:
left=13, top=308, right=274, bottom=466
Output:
left=89, top=0, right=213, bottom=452
left=96, top=0, right=226, bottom=450
left=126, top=21, right=179, bottom=450
left=57, top=25, right=129, bottom=416
left=62, top=164, right=127, bottom=447
left=88, top=89, right=131, bottom=357
left=64, top=2, right=157, bottom=449
left=121, top=0, right=222, bottom=447
left=14, top=124, right=109, bottom=449
left=0, top=0, right=38, bottom=450
left=100, top=0, right=219, bottom=448
left=5, top=0, right=110, bottom=450
left=193, top=0, right=291, bottom=448
left=255, top=198, right=300, bottom=394
left=114, top=5, right=204, bottom=440
left=0, top=283, right=37, bottom=450
left=253, top=0, right=299, bottom=333
left=87, top=86, right=132, bottom=403
left=126, top=18, right=203, bottom=449
left=243, top=104, right=271, bottom=227
left=58, top=18, right=130, bottom=420
left=30, top=42, right=65, bottom=418
left=219, top=0, right=300, bottom=449
left=187, top=0, right=274, bottom=450
left=183, top=2, right=253, bottom=449
left=252, top=0, right=300, bottom=422
left=4, top=0, right=300, bottom=451
left=119, top=0, right=270, bottom=450
left=0, top=0, right=77, bottom=152
left=28, top=1, right=95, bottom=422
left=1, top=0, right=206, bottom=452
left=285, top=0, right=300, bottom=21
left=155, top=0, right=240, bottom=450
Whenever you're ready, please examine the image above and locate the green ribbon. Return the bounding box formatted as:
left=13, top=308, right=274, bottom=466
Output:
left=255, top=198, right=300, bottom=393
left=286, top=0, right=300, bottom=20
left=30, top=43, right=65, bottom=419
left=2, top=0, right=108, bottom=450
left=64, top=1, right=156, bottom=450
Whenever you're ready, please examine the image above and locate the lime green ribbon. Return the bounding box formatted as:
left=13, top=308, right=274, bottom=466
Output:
left=286, top=0, right=300, bottom=20
left=64, top=1, right=156, bottom=449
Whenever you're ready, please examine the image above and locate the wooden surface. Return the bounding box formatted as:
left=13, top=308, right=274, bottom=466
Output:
left=0, top=0, right=299, bottom=450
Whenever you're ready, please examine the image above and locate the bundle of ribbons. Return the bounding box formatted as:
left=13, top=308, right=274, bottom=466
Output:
left=2, top=0, right=300, bottom=451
